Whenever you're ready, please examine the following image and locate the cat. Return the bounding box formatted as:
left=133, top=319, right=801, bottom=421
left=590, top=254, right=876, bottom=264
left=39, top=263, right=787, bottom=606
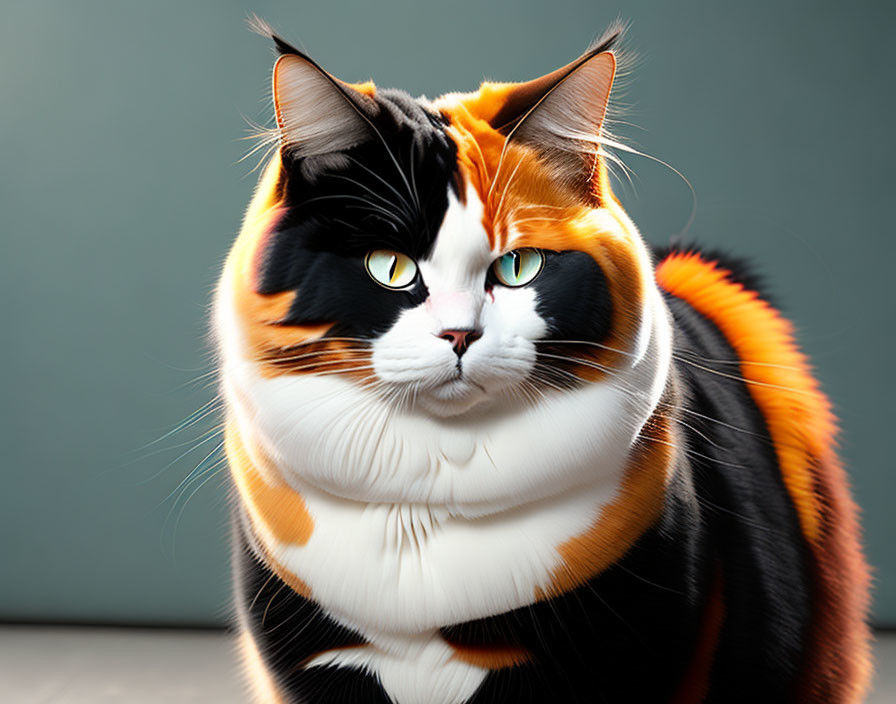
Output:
left=215, top=23, right=871, bottom=704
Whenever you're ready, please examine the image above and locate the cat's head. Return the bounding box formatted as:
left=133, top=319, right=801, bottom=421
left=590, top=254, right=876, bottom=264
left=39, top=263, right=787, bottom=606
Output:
left=216, top=27, right=672, bottom=509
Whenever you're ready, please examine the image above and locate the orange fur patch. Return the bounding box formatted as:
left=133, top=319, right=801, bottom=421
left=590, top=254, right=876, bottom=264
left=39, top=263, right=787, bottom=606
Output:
left=345, top=80, right=376, bottom=97
left=448, top=642, right=533, bottom=670
left=537, top=415, right=673, bottom=599
left=226, top=423, right=314, bottom=548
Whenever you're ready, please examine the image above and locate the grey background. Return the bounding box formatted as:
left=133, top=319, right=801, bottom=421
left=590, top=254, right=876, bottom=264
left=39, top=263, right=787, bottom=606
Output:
left=1, top=0, right=892, bottom=627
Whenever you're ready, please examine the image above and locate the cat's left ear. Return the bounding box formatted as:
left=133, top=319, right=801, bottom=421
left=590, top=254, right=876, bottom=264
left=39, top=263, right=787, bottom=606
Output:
left=271, top=50, right=376, bottom=160
left=486, top=43, right=617, bottom=194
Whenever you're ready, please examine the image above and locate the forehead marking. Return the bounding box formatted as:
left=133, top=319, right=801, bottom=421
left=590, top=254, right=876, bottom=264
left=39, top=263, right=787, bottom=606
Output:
left=427, top=182, right=493, bottom=261
left=420, top=183, right=494, bottom=293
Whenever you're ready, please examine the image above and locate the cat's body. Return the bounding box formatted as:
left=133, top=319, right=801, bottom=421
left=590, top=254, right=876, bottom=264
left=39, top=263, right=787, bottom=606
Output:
left=217, top=26, right=870, bottom=703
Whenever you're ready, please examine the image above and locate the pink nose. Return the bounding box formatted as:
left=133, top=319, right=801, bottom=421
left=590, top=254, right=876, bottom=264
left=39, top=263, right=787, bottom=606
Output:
left=438, top=329, right=483, bottom=358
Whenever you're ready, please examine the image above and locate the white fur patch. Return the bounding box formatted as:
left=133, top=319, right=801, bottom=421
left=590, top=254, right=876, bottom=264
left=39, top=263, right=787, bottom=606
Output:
left=305, top=631, right=487, bottom=704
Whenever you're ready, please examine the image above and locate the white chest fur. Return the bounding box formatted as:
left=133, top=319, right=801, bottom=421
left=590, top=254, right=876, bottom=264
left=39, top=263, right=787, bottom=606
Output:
left=264, top=465, right=617, bottom=634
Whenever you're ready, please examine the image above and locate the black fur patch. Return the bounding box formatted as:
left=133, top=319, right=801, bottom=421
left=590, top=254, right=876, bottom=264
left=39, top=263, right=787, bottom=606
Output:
left=233, top=518, right=391, bottom=702
left=531, top=250, right=613, bottom=342
left=255, top=89, right=459, bottom=340
left=526, top=250, right=613, bottom=388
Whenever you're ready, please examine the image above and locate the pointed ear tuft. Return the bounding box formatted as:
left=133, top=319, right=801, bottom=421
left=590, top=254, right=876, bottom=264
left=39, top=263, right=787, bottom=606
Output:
left=247, top=14, right=302, bottom=57
left=585, top=21, right=625, bottom=56
left=272, top=53, right=374, bottom=161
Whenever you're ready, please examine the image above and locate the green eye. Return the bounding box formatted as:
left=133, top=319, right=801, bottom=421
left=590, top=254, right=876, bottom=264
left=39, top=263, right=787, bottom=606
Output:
left=492, top=249, right=545, bottom=287
left=365, top=250, right=418, bottom=289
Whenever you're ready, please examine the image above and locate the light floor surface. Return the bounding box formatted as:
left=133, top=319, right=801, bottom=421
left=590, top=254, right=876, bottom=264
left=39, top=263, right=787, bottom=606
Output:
left=0, top=625, right=893, bottom=703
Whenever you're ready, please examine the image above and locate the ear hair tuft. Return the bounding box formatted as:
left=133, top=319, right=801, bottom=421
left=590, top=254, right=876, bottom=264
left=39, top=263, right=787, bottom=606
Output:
left=586, top=19, right=626, bottom=56
left=246, top=14, right=304, bottom=57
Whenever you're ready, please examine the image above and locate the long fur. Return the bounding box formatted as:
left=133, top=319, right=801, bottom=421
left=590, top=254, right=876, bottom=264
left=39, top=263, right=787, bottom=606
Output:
left=216, top=23, right=871, bottom=704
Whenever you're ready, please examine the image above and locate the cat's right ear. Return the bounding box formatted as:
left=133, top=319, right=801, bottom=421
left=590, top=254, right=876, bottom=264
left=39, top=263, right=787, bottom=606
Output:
left=272, top=52, right=375, bottom=159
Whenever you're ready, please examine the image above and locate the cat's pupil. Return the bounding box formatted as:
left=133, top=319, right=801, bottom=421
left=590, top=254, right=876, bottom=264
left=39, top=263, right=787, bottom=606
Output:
left=388, top=255, right=397, bottom=282
left=512, top=251, right=521, bottom=278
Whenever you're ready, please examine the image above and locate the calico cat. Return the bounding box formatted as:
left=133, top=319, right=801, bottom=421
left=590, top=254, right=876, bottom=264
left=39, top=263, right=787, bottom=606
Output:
left=216, top=24, right=871, bottom=704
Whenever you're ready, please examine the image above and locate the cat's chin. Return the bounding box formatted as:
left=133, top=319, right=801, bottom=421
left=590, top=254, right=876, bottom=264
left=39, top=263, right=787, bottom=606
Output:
left=416, top=378, right=491, bottom=417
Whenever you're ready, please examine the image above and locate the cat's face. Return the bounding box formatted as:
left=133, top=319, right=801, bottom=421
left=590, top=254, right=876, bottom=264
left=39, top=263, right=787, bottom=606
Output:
left=216, top=38, right=672, bottom=510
